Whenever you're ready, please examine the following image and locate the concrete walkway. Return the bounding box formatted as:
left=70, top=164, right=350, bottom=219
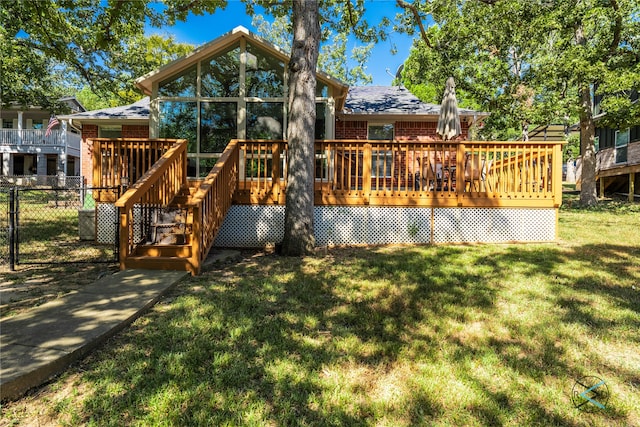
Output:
left=0, top=268, right=188, bottom=401
left=1, top=250, right=241, bottom=401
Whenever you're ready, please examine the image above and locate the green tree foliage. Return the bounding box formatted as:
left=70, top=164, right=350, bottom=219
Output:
left=74, top=34, right=194, bottom=109
left=2, top=1, right=197, bottom=107
left=252, top=14, right=374, bottom=85
left=0, top=37, right=69, bottom=111
left=399, top=0, right=640, bottom=206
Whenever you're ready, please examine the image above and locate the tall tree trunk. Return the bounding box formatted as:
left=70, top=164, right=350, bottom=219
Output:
left=578, top=83, right=598, bottom=206
left=280, top=0, right=320, bottom=255
left=575, top=23, right=598, bottom=207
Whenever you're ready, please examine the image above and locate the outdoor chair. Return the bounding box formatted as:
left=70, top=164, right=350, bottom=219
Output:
left=464, top=154, right=493, bottom=192
left=417, top=156, right=436, bottom=190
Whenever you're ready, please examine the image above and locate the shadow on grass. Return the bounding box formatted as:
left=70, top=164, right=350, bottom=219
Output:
left=75, top=242, right=638, bottom=426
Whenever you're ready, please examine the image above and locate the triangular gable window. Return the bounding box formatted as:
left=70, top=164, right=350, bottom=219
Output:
left=202, top=44, right=241, bottom=98
left=246, top=42, right=284, bottom=98
left=158, top=65, right=197, bottom=97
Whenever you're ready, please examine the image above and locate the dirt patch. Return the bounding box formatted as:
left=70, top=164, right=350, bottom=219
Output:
left=0, top=263, right=119, bottom=319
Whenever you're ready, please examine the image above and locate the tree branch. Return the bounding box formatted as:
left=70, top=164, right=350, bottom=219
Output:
left=346, top=0, right=356, bottom=29
left=396, top=0, right=431, bottom=48
left=607, top=0, right=622, bottom=59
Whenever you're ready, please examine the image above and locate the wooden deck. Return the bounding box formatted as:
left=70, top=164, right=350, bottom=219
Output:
left=89, top=138, right=564, bottom=274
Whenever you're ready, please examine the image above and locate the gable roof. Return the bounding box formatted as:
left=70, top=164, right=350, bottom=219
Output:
left=4, top=96, right=86, bottom=114
left=135, top=26, right=349, bottom=109
left=342, top=86, right=488, bottom=120
left=60, top=97, right=150, bottom=125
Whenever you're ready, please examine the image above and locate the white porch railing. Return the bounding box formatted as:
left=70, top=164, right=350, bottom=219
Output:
left=0, top=129, right=81, bottom=151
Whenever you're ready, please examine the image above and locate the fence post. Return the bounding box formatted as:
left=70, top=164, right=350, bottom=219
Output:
left=8, top=188, right=15, bottom=271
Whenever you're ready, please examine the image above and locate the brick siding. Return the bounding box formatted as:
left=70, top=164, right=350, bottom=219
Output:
left=336, top=119, right=470, bottom=141
left=335, top=120, right=368, bottom=139
left=80, top=125, right=98, bottom=181
left=122, top=125, right=150, bottom=139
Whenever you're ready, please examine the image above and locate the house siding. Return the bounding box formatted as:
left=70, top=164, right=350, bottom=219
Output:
left=335, top=120, right=368, bottom=139
left=81, top=125, right=99, bottom=181
left=122, top=125, right=149, bottom=139
left=395, top=121, right=439, bottom=140
left=335, top=119, right=471, bottom=141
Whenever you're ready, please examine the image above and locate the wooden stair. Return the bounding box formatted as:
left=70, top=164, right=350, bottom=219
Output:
left=122, top=188, right=198, bottom=272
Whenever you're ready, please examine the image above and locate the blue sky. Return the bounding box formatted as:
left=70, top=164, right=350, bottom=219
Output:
left=146, top=0, right=421, bottom=86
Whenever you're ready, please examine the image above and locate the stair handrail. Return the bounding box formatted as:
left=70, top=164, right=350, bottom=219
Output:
left=188, top=140, right=239, bottom=273
left=115, top=139, right=188, bottom=268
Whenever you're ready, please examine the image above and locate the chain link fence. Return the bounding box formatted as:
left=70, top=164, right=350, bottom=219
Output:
left=0, top=187, right=9, bottom=265
left=1, top=181, right=120, bottom=269
left=0, top=175, right=84, bottom=190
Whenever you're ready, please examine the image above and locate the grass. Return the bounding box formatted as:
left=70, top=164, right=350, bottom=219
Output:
left=2, top=195, right=639, bottom=426
left=0, top=191, right=115, bottom=267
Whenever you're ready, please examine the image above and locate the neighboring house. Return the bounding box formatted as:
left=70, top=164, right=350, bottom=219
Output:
left=524, top=124, right=579, bottom=182
left=525, top=124, right=569, bottom=142
left=65, top=26, right=488, bottom=180
left=592, top=90, right=639, bottom=199
left=1, top=97, right=85, bottom=181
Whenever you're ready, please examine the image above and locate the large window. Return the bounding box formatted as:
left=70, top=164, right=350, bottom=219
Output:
left=200, top=102, right=237, bottom=153
left=202, top=46, right=240, bottom=97
left=368, top=123, right=394, bottom=140
left=99, top=125, right=122, bottom=138
left=159, top=101, right=197, bottom=152
left=368, top=123, right=394, bottom=178
left=316, top=103, right=326, bottom=140
left=154, top=38, right=333, bottom=178
left=158, top=66, right=197, bottom=98
left=245, top=43, right=284, bottom=98
left=247, top=102, right=283, bottom=139
left=615, top=128, right=629, bottom=163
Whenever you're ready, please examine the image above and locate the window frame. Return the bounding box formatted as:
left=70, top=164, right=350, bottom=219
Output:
left=615, top=128, right=630, bottom=164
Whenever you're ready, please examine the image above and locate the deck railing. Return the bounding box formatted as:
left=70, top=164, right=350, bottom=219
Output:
left=114, top=140, right=188, bottom=268
left=90, top=138, right=179, bottom=202
left=188, top=140, right=239, bottom=273
left=0, top=129, right=81, bottom=150
left=235, top=140, right=564, bottom=208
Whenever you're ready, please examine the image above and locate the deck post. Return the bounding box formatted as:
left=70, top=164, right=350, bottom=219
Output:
left=456, top=142, right=465, bottom=206
left=272, top=142, right=281, bottom=204
left=630, top=173, right=635, bottom=202
left=92, top=139, right=101, bottom=189
left=599, top=176, right=605, bottom=199
left=190, top=205, right=202, bottom=276
left=118, top=207, right=129, bottom=271
left=363, top=143, right=372, bottom=204
left=553, top=143, right=563, bottom=207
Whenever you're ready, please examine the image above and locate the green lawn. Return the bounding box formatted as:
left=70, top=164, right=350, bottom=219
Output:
left=2, top=197, right=639, bottom=426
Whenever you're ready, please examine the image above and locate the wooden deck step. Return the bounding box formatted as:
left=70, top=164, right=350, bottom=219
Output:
left=170, top=195, right=192, bottom=207
left=123, top=255, right=196, bottom=274
left=135, top=243, right=192, bottom=258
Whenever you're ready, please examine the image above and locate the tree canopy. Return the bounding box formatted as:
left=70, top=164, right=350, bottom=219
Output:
left=1, top=1, right=197, bottom=110
left=252, top=14, right=375, bottom=85
left=399, top=0, right=640, bottom=205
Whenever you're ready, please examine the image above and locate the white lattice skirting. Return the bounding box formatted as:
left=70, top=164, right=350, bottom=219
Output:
left=213, top=206, right=557, bottom=248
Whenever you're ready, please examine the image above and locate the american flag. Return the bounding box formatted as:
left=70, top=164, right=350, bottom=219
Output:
left=45, top=116, right=59, bottom=137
